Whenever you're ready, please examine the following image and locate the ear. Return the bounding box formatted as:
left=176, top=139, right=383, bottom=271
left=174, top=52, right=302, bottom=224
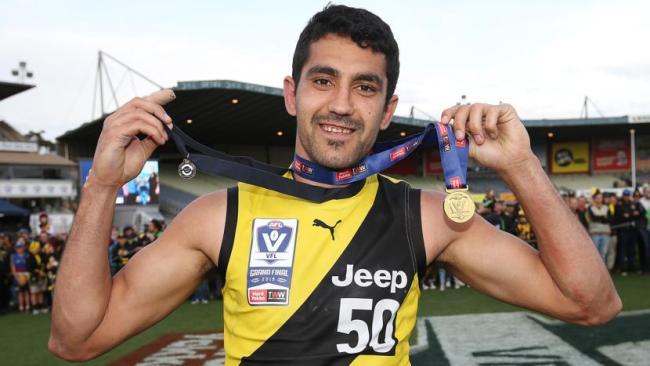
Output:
left=283, top=76, right=297, bottom=116
left=379, top=94, right=399, bottom=130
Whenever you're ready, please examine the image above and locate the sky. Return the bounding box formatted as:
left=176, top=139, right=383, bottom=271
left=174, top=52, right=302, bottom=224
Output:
left=0, top=0, right=648, bottom=140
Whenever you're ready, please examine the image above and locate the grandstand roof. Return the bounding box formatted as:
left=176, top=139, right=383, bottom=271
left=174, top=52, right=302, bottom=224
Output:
left=0, top=81, right=34, bottom=102
left=57, top=79, right=650, bottom=159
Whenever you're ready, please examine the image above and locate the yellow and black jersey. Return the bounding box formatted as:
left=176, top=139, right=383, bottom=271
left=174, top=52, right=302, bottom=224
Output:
left=218, top=174, right=426, bottom=365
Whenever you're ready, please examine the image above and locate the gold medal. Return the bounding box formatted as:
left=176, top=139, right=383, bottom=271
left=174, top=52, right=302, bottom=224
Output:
left=443, top=187, right=474, bottom=223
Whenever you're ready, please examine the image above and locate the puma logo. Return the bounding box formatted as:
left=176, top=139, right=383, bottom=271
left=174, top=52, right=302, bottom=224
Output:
left=312, top=219, right=342, bottom=240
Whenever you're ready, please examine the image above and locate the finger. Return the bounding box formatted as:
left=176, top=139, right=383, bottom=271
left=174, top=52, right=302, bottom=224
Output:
left=144, top=89, right=176, bottom=106
left=112, top=109, right=168, bottom=142
left=484, top=106, right=500, bottom=139
left=451, top=105, right=470, bottom=140
left=121, top=122, right=167, bottom=146
left=440, top=105, right=461, bottom=125
left=467, top=103, right=486, bottom=144
left=131, top=97, right=173, bottom=126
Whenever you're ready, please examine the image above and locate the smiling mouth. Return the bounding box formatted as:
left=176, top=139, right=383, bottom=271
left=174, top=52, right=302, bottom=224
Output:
left=319, top=123, right=355, bottom=134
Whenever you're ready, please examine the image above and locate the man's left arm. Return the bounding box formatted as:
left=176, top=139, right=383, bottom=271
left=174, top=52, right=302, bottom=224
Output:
left=426, top=103, right=621, bottom=325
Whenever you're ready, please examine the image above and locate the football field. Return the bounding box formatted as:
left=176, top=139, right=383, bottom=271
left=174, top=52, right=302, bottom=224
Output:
left=1, top=274, right=648, bottom=365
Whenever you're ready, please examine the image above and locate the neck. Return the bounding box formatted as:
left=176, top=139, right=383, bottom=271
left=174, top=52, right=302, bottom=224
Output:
left=291, top=170, right=351, bottom=189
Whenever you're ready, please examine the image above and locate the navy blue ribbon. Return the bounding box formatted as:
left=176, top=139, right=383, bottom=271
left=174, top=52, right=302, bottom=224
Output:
left=292, top=123, right=469, bottom=189
left=165, top=122, right=469, bottom=202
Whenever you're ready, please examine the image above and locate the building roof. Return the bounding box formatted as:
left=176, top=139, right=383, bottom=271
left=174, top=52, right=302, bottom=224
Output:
left=57, top=79, right=650, bottom=159
left=0, top=81, right=35, bottom=102
left=0, top=152, right=76, bottom=166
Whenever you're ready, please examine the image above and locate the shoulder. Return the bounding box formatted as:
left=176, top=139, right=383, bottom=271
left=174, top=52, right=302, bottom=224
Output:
left=419, top=190, right=461, bottom=264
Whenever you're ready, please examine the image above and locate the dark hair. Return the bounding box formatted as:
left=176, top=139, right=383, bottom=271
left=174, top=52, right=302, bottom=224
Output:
left=292, top=4, right=400, bottom=104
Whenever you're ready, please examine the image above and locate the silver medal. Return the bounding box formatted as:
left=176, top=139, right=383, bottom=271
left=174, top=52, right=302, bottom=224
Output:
left=178, top=158, right=196, bottom=179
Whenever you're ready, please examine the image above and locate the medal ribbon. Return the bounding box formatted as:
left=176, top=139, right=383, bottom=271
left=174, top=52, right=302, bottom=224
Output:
left=164, top=122, right=469, bottom=202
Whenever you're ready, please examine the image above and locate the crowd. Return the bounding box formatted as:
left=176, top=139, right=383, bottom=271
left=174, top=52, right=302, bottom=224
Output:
left=2, top=185, right=648, bottom=312
left=0, top=213, right=168, bottom=315
left=422, top=185, right=650, bottom=291
left=567, top=186, right=650, bottom=275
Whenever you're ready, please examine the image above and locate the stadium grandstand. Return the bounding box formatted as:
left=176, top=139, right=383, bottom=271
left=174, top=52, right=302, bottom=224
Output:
left=57, top=79, right=650, bottom=220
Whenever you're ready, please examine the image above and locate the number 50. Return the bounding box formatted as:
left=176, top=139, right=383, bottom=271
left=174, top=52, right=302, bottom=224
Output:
left=336, top=298, right=400, bottom=354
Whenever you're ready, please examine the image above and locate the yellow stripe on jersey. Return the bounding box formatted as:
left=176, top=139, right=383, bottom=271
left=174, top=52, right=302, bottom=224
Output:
left=350, top=274, right=421, bottom=366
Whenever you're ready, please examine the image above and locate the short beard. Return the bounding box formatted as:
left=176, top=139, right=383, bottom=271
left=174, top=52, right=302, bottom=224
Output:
left=298, top=113, right=372, bottom=170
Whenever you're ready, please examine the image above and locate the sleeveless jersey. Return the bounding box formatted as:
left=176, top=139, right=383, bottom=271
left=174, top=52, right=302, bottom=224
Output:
left=219, top=174, right=426, bottom=365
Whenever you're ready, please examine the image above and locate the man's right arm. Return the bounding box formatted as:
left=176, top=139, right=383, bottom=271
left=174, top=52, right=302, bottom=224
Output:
left=49, top=180, right=227, bottom=361
left=48, top=90, right=228, bottom=361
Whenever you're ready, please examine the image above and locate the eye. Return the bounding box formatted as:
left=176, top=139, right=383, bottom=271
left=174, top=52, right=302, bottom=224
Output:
left=356, top=84, right=377, bottom=94
left=314, top=78, right=332, bottom=87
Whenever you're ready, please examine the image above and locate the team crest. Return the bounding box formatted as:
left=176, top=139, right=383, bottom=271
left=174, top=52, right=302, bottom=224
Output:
left=247, top=218, right=298, bottom=306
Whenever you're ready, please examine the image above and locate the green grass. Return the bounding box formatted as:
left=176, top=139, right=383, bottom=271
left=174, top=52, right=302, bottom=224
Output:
left=1, top=274, right=647, bottom=365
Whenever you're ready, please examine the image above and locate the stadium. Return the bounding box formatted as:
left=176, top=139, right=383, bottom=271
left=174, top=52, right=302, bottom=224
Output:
left=2, top=3, right=650, bottom=366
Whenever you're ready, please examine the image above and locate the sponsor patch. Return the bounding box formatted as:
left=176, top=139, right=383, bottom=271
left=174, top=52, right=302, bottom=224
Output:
left=294, top=159, right=313, bottom=175
left=336, top=169, right=353, bottom=181
left=390, top=146, right=407, bottom=161
left=247, top=219, right=298, bottom=306
left=449, top=176, right=462, bottom=188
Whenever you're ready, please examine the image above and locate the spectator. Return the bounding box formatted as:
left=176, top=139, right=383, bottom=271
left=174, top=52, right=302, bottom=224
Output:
left=10, top=239, right=31, bottom=312
left=614, top=189, right=641, bottom=275
left=632, top=189, right=649, bottom=273
left=43, top=240, right=60, bottom=299
left=482, top=189, right=496, bottom=211
left=0, top=234, right=10, bottom=312
left=569, top=196, right=589, bottom=229
left=606, top=193, right=619, bottom=271
left=587, top=191, right=610, bottom=262
left=28, top=240, right=48, bottom=314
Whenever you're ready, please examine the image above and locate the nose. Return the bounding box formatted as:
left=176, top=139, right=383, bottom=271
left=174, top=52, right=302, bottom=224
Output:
left=328, top=85, right=354, bottom=116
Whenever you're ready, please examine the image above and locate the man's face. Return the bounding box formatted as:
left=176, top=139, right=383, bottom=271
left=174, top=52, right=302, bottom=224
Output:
left=594, top=194, right=603, bottom=205
left=284, top=34, right=398, bottom=170
left=577, top=196, right=587, bottom=209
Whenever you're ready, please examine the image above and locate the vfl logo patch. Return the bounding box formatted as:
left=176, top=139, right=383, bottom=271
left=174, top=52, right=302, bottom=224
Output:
left=247, top=219, right=298, bottom=306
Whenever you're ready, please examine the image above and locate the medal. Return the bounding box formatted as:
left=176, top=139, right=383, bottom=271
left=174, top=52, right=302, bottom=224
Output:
left=435, top=123, right=472, bottom=223
left=443, top=187, right=474, bottom=223
left=178, top=157, right=196, bottom=179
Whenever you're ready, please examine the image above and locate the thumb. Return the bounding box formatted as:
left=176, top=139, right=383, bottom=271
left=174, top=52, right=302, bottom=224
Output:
left=144, top=89, right=176, bottom=106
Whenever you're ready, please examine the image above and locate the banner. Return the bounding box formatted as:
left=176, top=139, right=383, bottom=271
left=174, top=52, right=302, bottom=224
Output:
left=550, top=142, right=590, bottom=174
left=592, top=139, right=631, bottom=172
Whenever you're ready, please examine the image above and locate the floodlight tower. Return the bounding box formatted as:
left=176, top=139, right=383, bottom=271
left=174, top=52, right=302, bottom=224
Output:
left=11, top=61, right=34, bottom=84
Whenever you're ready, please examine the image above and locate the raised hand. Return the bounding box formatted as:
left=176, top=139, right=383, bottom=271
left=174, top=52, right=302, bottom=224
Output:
left=440, top=103, right=535, bottom=174
left=88, top=90, right=176, bottom=189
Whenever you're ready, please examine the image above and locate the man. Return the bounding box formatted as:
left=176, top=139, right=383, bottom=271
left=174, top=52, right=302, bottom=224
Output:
left=484, top=200, right=517, bottom=235
left=615, top=189, right=642, bottom=274
left=632, top=189, right=649, bottom=272
left=49, top=5, right=621, bottom=364
left=587, top=191, right=611, bottom=262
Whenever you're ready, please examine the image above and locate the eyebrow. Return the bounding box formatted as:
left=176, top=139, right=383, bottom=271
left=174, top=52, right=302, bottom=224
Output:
left=306, top=65, right=338, bottom=77
left=305, top=65, right=384, bottom=88
left=353, top=72, right=383, bottom=88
